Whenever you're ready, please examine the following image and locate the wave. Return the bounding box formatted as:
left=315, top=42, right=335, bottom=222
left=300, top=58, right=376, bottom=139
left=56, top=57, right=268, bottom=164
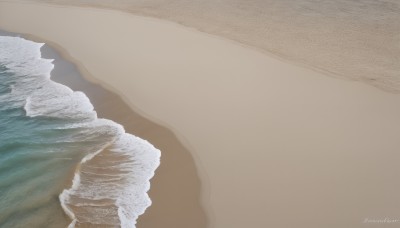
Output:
left=60, top=132, right=160, bottom=228
left=0, top=35, right=161, bottom=227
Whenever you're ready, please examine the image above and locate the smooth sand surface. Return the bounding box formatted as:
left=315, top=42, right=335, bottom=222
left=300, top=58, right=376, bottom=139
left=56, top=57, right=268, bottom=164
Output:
left=24, top=0, right=400, bottom=92
left=1, top=2, right=400, bottom=228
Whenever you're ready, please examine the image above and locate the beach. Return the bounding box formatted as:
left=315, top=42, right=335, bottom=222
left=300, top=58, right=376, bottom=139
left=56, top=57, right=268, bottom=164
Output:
left=22, top=0, right=400, bottom=92
left=1, top=1, right=400, bottom=228
left=40, top=38, right=207, bottom=227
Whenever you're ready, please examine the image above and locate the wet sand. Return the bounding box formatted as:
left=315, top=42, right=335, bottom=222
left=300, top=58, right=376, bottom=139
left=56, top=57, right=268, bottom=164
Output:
left=41, top=40, right=208, bottom=227
left=1, top=1, right=400, bottom=228
left=0, top=28, right=207, bottom=227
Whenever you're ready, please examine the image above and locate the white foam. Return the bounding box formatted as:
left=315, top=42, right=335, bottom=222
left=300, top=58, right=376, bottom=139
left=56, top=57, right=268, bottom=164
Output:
left=0, top=35, right=161, bottom=227
left=24, top=87, right=97, bottom=120
left=115, top=134, right=161, bottom=227
left=60, top=129, right=161, bottom=227
left=0, top=36, right=53, bottom=78
left=0, top=36, right=96, bottom=120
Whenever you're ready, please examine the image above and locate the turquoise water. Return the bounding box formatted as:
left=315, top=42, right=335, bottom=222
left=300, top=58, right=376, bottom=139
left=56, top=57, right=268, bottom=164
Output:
left=0, top=36, right=160, bottom=228
left=0, top=53, right=77, bottom=227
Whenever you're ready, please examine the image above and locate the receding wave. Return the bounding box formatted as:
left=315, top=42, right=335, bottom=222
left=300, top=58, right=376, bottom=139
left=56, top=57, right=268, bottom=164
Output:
left=0, top=35, right=160, bottom=227
left=60, top=133, right=160, bottom=228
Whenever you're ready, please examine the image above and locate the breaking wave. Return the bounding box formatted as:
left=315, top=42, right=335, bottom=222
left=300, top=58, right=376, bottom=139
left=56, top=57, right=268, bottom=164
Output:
left=0, top=35, right=160, bottom=227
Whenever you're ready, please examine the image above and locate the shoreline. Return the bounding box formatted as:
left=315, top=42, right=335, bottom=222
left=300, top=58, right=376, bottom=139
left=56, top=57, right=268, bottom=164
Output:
left=0, top=30, right=209, bottom=227
left=40, top=37, right=210, bottom=228
left=2, top=2, right=400, bottom=228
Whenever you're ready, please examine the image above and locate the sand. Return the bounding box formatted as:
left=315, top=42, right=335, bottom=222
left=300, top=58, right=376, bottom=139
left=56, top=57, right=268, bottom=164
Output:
left=40, top=41, right=207, bottom=227
left=20, top=0, right=400, bottom=92
left=1, top=1, right=400, bottom=228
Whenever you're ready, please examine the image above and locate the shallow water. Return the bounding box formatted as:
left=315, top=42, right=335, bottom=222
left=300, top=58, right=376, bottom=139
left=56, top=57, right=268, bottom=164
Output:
left=0, top=35, right=160, bottom=228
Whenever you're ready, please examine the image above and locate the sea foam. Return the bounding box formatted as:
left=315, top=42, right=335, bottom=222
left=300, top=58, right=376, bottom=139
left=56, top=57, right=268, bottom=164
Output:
left=0, top=35, right=160, bottom=227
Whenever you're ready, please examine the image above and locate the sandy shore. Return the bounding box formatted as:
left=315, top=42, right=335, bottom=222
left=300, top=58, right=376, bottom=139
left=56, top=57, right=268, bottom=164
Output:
left=0, top=29, right=205, bottom=227
left=1, top=1, right=400, bottom=228
left=41, top=43, right=206, bottom=227
left=20, top=0, right=400, bottom=92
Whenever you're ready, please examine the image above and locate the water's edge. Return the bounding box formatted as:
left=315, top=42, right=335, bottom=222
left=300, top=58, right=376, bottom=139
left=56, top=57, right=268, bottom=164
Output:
left=0, top=27, right=209, bottom=227
left=0, top=30, right=161, bottom=227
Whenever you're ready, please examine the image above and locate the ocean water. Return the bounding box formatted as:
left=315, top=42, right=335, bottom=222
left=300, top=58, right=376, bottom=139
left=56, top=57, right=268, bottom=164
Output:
left=0, top=35, right=160, bottom=228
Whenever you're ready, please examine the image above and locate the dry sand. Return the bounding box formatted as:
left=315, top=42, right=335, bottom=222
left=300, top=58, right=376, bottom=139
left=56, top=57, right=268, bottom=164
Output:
left=20, top=0, right=400, bottom=92
left=1, top=1, right=400, bottom=228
